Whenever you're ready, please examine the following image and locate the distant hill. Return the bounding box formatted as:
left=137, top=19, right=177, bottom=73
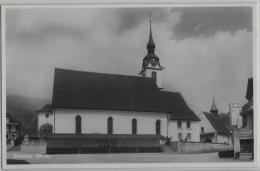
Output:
left=6, top=95, right=50, bottom=137
left=7, top=107, right=38, bottom=136
left=7, top=95, right=50, bottom=113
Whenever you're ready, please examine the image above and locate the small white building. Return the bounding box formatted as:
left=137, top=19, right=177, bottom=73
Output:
left=36, top=20, right=200, bottom=154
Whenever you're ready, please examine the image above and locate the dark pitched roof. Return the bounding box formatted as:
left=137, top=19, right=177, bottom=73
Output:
left=241, top=78, right=253, bottom=116
left=241, top=98, right=253, bottom=116
left=35, top=104, right=53, bottom=113
left=52, top=68, right=200, bottom=121
left=203, top=112, right=230, bottom=135
left=246, top=78, right=253, bottom=101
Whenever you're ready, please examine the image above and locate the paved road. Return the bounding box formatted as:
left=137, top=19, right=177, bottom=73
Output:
left=7, top=151, right=245, bottom=164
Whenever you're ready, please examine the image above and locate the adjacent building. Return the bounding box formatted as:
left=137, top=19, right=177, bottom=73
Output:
left=228, top=103, right=242, bottom=129
left=233, top=78, right=253, bottom=159
left=6, top=113, right=22, bottom=149
left=36, top=20, right=200, bottom=154
left=200, top=99, right=232, bottom=144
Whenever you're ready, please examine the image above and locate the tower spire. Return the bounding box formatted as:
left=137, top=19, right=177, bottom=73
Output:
left=210, top=97, right=218, bottom=115
left=139, top=15, right=164, bottom=89
left=147, top=16, right=155, bottom=54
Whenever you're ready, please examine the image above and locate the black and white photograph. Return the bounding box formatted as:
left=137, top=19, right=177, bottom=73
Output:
left=1, top=2, right=258, bottom=169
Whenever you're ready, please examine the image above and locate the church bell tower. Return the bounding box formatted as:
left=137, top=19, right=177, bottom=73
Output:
left=210, top=97, right=218, bottom=115
left=139, top=18, right=164, bottom=89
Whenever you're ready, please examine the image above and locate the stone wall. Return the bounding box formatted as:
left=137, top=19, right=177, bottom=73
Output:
left=21, top=140, right=47, bottom=154
left=170, top=141, right=232, bottom=154
left=47, top=137, right=160, bottom=148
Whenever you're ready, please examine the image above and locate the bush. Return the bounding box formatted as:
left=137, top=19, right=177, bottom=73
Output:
left=218, top=150, right=234, bottom=158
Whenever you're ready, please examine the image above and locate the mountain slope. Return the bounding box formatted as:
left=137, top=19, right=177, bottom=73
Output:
left=6, top=95, right=50, bottom=137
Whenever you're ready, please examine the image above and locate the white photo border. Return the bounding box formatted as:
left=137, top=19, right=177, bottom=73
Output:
left=1, top=1, right=259, bottom=170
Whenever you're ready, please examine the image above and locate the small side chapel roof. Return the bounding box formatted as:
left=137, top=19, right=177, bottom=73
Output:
left=51, top=68, right=200, bottom=121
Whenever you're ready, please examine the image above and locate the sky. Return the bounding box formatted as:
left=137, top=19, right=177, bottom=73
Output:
left=5, top=6, right=253, bottom=115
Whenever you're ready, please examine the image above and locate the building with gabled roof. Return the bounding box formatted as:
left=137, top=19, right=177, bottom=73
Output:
left=199, top=99, right=232, bottom=144
left=36, top=19, right=200, bottom=154
left=233, top=78, right=253, bottom=160
left=6, top=113, right=22, bottom=149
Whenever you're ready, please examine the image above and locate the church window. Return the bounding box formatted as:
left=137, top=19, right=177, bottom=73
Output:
left=151, top=71, right=157, bottom=83
left=132, top=118, right=137, bottom=134
left=201, top=127, right=204, bottom=134
left=155, top=119, right=161, bottom=135
left=177, top=121, right=182, bottom=129
left=75, top=115, right=81, bottom=134
left=108, top=117, right=113, bottom=134
left=186, top=121, right=191, bottom=129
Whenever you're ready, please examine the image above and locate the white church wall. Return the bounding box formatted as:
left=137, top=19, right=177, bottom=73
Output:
left=168, top=120, right=200, bottom=142
left=37, top=112, right=54, bottom=131
left=54, top=108, right=168, bottom=137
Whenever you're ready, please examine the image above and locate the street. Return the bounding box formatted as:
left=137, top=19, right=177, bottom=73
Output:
left=7, top=151, right=245, bottom=164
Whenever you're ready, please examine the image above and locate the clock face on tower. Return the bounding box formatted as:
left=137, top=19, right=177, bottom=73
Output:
left=151, top=58, right=157, bottom=67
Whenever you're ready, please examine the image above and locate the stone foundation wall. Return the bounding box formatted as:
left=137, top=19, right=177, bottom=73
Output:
left=170, top=141, right=232, bottom=154
left=21, top=140, right=47, bottom=154
left=47, top=137, right=160, bottom=148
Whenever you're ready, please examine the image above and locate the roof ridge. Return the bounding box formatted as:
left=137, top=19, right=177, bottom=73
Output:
left=55, top=68, right=154, bottom=81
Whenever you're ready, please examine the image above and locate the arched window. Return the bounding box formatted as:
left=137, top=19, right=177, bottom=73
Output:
left=107, top=117, right=113, bottom=134
left=40, top=123, right=53, bottom=139
left=132, top=118, right=137, bottom=134
left=75, top=115, right=81, bottom=134
left=186, top=121, right=191, bottom=129
left=156, top=119, right=161, bottom=135
left=177, top=121, right=182, bottom=129
left=151, top=71, right=157, bottom=83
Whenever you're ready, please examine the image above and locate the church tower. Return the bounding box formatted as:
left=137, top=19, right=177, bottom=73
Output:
left=210, top=97, right=218, bottom=115
left=139, top=18, right=164, bottom=89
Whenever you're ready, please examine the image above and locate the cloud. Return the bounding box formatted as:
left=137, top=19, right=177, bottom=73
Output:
left=6, top=8, right=118, bottom=45
left=171, top=7, right=252, bottom=39
left=113, top=7, right=182, bottom=33
left=160, top=29, right=252, bottom=113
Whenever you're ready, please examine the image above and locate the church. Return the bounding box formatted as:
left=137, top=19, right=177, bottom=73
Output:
left=36, top=20, right=200, bottom=154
